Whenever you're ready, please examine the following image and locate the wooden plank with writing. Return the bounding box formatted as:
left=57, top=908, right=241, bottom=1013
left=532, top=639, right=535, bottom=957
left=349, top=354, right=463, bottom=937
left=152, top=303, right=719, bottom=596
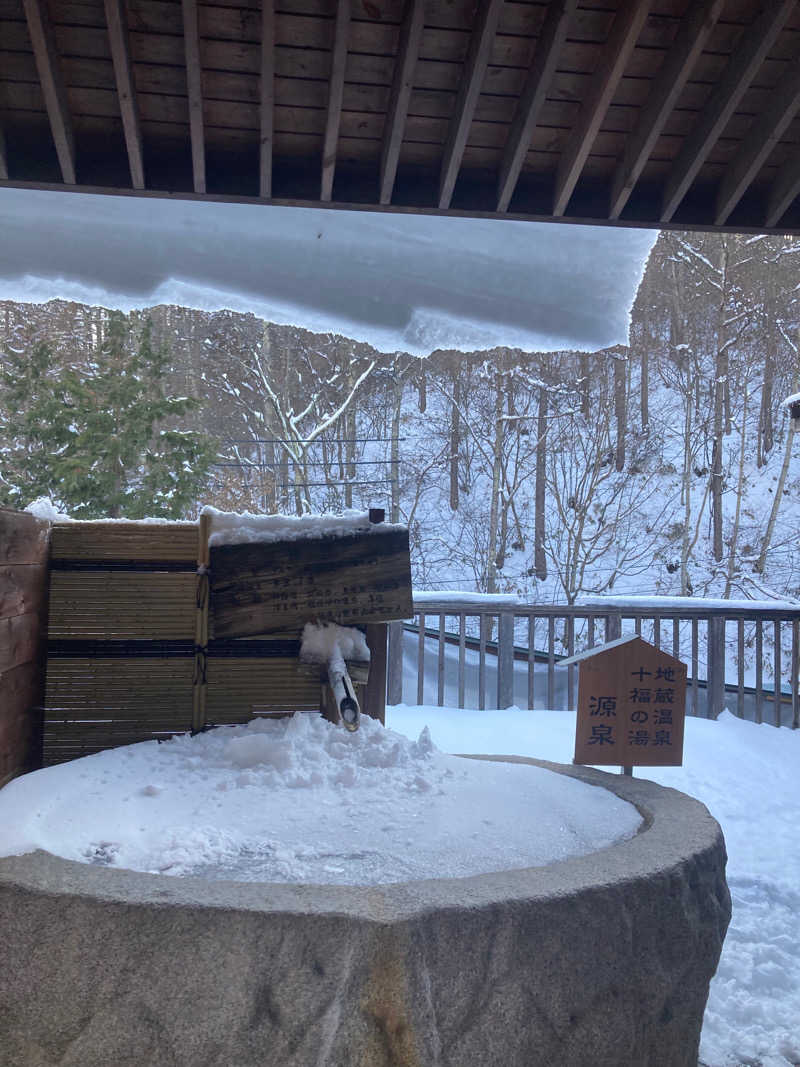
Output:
left=572, top=636, right=686, bottom=767
left=210, top=529, right=413, bottom=639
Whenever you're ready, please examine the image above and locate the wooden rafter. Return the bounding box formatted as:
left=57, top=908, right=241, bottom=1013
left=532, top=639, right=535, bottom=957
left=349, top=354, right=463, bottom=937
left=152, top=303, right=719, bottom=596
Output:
left=497, top=0, right=575, bottom=214
left=182, top=0, right=206, bottom=195
left=553, top=0, right=650, bottom=218
left=610, top=0, right=723, bottom=220
left=321, top=0, right=350, bottom=203
left=438, top=0, right=504, bottom=210
left=22, top=0, right=76, bottom=184
left=104, top=0, right=144, bottom=190
left=0, top=126, right=7, bottom=180
left=380, top=0, right=425, bottom=206
left=260, top=0, right=274, bottom=199
left=661, top=0, right=795, bottom=223
left=765, top=151, right=800, bottom=228
left=716, top=62, right=800, bottom=225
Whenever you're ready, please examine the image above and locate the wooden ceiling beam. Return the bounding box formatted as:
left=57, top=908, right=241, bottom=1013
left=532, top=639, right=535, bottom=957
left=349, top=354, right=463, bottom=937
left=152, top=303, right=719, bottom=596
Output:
left=104, top=0, right=145, bottom=190
left=765, top=151, right=800, bottom=228
left=661, top=0, right=795, bottom=223
left=716, top=62, right=800, bottom=225
left=182, top=0, right=206, bottom=194
left=553, top=0, right=650, bottom=218
left=438, top=0, right=504, bottom=210
left=610, top=0, right=723, bottom=220
left=260, top=0, right=274, bottom=198
left=22, top=0, right=76, bottom=185
left=321, top=0, right=350, bottom=202
left=497, top=0, right=575, bottom=214
left=380, top=0, right=425, bottom=206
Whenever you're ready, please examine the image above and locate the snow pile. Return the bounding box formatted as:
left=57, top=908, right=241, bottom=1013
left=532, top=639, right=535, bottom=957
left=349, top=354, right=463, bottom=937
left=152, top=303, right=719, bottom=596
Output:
left=300, top=622, right=370, bottom=670
left=204, top=505, right=404, bottom=547
left=24, top=497, right=71, bottom=521
left=0, top=714, right=640, bottom=885
left=23, top=498, right=181, bottom=525
left=389, top=706, right=800, bottom=1067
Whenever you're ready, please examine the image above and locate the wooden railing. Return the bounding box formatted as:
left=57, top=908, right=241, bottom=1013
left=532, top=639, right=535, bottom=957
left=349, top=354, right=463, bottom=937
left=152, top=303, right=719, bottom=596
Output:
left=387, top=597, right=800, bottom=728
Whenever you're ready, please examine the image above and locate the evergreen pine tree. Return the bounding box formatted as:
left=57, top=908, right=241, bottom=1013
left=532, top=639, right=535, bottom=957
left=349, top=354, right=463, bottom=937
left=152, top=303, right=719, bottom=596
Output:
left=0, top=311, right=216, bottom=518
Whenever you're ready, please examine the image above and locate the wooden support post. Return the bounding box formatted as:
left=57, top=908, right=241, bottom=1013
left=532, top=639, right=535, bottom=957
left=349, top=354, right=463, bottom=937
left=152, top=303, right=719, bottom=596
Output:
left=192, top=512, right=210, bottom=732
left=387, top=620, right=404, bottom=706
left=364, top=623, right=387, bottom=725
left=0, top=125, right=8, bottom=180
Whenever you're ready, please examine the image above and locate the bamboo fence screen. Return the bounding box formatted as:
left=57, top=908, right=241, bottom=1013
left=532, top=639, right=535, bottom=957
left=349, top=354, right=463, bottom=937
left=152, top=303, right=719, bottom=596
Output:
left=43, top=520, right=330, bottom=765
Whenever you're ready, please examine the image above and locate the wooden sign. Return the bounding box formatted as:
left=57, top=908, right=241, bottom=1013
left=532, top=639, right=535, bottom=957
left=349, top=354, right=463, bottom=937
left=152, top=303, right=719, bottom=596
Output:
left=568, top=635, right=686, bottom=767
left=210, top=528, right=413, bottom=639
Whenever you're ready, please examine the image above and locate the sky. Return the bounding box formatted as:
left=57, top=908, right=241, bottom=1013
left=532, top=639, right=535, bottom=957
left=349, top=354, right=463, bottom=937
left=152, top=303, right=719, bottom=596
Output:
left=0, top=187, right=657, bottom=355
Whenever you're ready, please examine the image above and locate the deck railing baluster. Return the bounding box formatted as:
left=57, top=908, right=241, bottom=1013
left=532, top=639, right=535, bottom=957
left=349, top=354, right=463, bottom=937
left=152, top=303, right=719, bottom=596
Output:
left=479, top=615, right=488, bottom=712
left=755, top=621, right=763, bottom=725
left=792, top=620, right=799, bottom=730
left=437, top=613, right=446, bottom=707
left=417, top=613, right=426, bottom=707
left=527, top=616, right=535, bottom=710
left=458, top=613, right=466, bottom=710
left=774, top=620, right=781, bottom=727
left=737, top=618, right=745, bottom=719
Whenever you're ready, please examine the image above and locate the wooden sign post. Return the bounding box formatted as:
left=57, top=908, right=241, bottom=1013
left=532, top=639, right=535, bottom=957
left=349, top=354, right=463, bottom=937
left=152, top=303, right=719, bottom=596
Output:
left=564, top=635, right=687, bottom=770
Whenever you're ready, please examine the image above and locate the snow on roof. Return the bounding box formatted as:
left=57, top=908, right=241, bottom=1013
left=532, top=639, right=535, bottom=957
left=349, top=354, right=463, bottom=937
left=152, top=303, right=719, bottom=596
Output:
left=204, top=506, right=405, bottom=547
left=782, top=392, right=800, bottom=408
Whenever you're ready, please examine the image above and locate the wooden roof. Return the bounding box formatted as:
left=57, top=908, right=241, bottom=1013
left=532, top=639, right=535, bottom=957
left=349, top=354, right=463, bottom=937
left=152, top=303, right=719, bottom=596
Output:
left=2, top=0, right=800, bottom=232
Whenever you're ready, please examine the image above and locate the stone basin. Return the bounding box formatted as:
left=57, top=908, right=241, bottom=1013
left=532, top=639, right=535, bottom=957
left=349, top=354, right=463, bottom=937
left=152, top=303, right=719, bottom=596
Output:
left=0, top=757, right=730, bottom=1067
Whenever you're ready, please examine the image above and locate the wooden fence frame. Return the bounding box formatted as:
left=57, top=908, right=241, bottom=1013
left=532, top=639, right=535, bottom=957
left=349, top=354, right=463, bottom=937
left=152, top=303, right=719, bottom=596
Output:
left=389, top=600, right=800, bottom=728
left=0, top=508, right=51, bottom=786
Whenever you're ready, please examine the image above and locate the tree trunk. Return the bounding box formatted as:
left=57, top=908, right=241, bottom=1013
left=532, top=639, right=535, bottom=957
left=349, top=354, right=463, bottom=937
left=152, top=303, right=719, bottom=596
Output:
left=534, top=385, right=548, bottom=581
left=640, top=341, right=649, bottom=431
left=579, top=353, right=590, bottom=417
left=390, top=371, right=403, bottom=523
left=449, top=369, right=460, bottom=511
left=755, top=388, right=797, bottom=575
left=710, top=245, right=728, bottom=564
left=614, top=351, right=627, bottom=471
left=417, top=364, right=426, bottom=413
left=724, top=386, right=749, bottom=597
left=485, top=364, right=505, bottom=594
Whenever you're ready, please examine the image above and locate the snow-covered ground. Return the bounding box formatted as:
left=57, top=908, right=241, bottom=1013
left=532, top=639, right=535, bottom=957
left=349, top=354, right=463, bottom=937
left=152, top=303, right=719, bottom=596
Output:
left=389, top=705, right=800, bottom=1067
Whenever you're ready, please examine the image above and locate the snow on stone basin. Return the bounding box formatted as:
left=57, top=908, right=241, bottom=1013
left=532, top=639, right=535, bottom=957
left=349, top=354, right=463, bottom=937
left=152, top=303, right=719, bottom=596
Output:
left=0, top=716, right=641, bottom=885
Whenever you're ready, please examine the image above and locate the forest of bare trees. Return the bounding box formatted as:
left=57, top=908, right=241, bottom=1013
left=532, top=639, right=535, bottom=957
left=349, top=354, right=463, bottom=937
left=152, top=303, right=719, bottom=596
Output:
left=2, top=228, right=800, bottom=603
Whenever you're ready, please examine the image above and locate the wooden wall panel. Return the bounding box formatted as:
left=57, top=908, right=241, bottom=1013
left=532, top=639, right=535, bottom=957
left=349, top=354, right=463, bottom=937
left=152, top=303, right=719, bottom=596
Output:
left=0, top=508, right=51, bottom=788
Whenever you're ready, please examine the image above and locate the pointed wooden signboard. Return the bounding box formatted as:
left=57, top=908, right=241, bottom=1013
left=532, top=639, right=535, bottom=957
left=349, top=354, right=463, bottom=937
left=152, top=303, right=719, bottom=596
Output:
left=564, top=635, right=687, bottom=768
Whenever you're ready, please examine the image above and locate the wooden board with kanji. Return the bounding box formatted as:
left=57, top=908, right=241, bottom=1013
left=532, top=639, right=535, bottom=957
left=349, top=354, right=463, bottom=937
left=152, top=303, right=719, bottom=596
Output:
left=566, top=635, right=687, bottom=768
left=210, top=528, right=413, bottom=639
